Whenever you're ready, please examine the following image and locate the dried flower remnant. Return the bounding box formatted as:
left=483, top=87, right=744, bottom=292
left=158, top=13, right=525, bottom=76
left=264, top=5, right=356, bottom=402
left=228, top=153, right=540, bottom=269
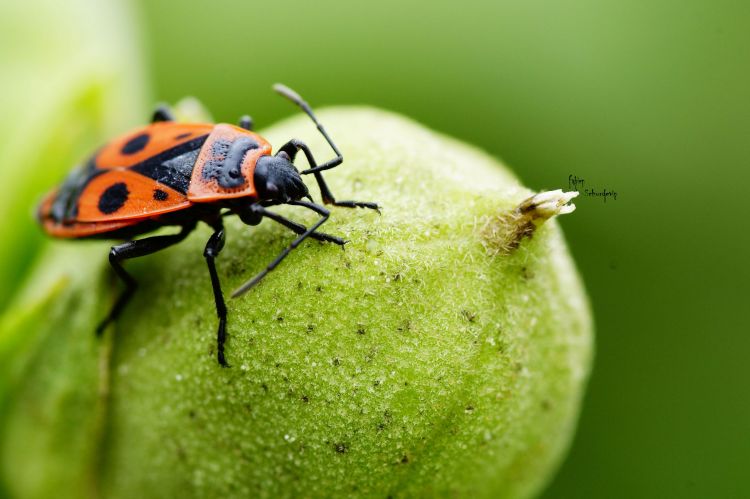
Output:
left=481, top=190, right=578, bottom=255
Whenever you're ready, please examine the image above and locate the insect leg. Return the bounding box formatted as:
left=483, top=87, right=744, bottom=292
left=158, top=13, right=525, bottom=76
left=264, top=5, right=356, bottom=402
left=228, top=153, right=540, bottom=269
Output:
left=238, top=115, right=254, bottom=131
left=231, top=200, right=331, bottom=298
left=152, top=104, right=176, bottom=123
left=203, top=221, right=230, bottom=367
left=276, top=139, right=380, bottom=212
left=250, top=203, right=346, bottom=245
left=96, top=224, right=195, bottom=335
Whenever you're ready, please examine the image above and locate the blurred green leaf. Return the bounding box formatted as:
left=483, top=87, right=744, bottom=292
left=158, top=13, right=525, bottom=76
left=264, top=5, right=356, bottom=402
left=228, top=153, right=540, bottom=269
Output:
left=0, top=0, right=147, bottom=494
left=0, top=0, right=148, bottom=314
left=0, top=247, right=111, bottom=499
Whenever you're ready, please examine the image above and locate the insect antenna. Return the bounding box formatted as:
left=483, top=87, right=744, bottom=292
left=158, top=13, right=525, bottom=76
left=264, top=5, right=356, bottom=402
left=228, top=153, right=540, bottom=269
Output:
left=273, top=83, right=342, bottom=165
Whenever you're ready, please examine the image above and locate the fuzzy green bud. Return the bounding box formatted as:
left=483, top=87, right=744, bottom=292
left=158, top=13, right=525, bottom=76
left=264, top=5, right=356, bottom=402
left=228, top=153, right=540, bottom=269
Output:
left=0, top=108, right=592, bottom=499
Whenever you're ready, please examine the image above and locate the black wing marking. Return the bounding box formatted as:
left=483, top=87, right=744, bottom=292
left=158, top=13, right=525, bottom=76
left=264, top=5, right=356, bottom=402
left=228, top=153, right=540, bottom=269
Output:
left=51, top=135, right=209, bottom=224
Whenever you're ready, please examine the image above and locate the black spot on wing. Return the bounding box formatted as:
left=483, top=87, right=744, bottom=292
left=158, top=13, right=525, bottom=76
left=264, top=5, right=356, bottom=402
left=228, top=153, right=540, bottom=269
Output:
left=51, top=156, right=101, bottom=223
left=153, top=189, right=168, bottom=201
left=50, top=134, right=206, bottom=224
left=121, top=133, right=150, bottom=155
left=98, top=182, right=129, bottom=214
left=174, top=132, right=192, bottom=140
left=202, top=136, right=258, bottom=189
left=131, top=135, right=208, bottom=193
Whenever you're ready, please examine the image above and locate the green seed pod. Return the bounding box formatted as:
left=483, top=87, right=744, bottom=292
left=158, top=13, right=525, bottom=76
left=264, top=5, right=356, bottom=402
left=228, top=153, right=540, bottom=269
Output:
left=0, top=108, right=593, bottom=499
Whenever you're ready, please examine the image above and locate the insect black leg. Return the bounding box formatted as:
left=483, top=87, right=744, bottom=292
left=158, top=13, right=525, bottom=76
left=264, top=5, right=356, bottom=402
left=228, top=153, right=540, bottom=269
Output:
left=230, top=203, right=344, bottom=244
left=96, top=224, right=195, bottom=335
left=152, top=104, right=176, bottom=123
left=203, top=221, right=230, bottom=367
left=250, top=203, right=346, bottom=245
left=238, top=115, right=254, bottom=131
left=231, top=200, right=331, bottom=298
left=276, top=139, right=380, bottom=212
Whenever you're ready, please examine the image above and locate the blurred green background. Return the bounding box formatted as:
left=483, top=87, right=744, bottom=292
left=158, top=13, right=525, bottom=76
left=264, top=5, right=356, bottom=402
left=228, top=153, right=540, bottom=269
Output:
left=2, top=0, right=748, bottom=497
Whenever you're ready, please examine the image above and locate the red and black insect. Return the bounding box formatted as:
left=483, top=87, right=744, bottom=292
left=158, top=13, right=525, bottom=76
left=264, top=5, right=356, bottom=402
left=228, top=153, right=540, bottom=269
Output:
left=38, top=84, right=378, bottom=366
